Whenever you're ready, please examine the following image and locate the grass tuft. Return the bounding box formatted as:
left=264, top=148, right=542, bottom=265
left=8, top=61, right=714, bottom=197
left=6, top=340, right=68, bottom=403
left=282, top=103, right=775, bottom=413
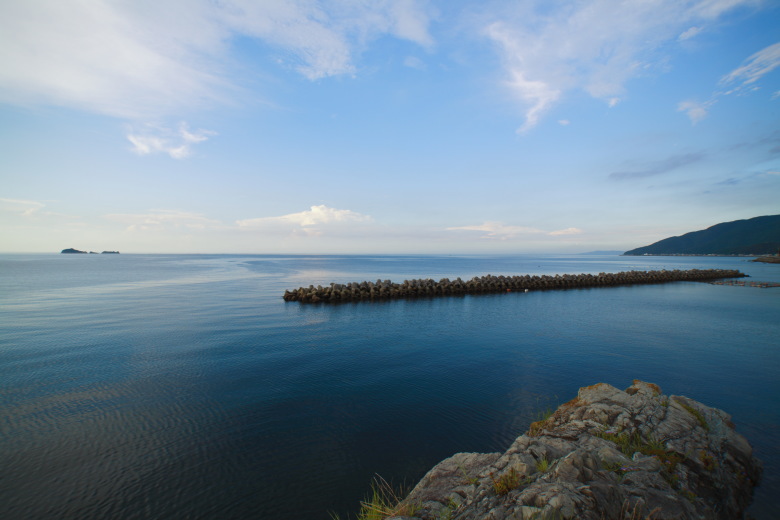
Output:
left=457, top=462, right=480, bottom=486
left=616, top=499, right=662, bottom=520
left=595, top=428, right=684, bottom=474
left=330, top=475, right=419, bottom=520
left=674, top=398, right=709, bottom=431
left=490, top=467, right=523, bottom=496
left=535, top=456, right=550, bottom=473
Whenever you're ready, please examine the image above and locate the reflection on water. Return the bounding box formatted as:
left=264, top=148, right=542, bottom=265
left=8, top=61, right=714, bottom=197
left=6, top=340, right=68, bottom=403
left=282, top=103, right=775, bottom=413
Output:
left=0, top=254, right=777, bottom=519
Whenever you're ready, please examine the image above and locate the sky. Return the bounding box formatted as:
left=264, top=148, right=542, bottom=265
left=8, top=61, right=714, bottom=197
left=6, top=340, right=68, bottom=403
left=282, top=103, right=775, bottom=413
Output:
left=1, top=0, right=778, bottom=254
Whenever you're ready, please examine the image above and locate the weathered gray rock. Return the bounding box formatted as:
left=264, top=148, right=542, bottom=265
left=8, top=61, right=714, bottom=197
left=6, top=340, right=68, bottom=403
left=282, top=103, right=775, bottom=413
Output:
left=399, top=381, right=761, bottom=520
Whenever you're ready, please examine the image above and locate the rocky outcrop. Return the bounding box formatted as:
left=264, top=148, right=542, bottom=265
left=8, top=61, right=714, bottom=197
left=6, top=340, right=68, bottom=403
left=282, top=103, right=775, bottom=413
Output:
left=283, top=270, right=747, bottom=303
left=395, top=381, right=761, bottom=520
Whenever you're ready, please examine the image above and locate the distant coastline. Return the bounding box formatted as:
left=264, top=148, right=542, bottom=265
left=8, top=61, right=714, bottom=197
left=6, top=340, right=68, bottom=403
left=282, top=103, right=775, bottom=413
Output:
left=752, top=256, right=780, bottom=264
left=622, top=253, right=765, bottom=257
left=622, top=214, right=779, bottom=256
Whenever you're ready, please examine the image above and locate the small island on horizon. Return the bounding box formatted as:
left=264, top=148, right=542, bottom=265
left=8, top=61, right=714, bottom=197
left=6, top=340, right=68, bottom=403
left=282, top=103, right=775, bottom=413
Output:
left=61, top=248, right=119, bottom=254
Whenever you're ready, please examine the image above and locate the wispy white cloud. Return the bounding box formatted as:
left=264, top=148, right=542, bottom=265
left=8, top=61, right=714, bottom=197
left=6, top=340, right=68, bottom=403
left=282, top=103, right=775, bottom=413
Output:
left=223, top=0, right=435, bottom=80
left=104, top=210, right=221, bottom=232
left=237, top=205, right=372, bottom=237
left=609, top=152, right=706, bottom=180
left=127, top=122, right=215, bottom=159
left=403, top=56, right=427, bottom=70
left=446, top=221, right=543, bottom=239
left=0, top=198, right=45, bottom=216
left=446, top=221, right=582, bottom=239
left=548, top=227, right=583, bottom=236
left=0, top=0, right=434, bottom=119
left=677, top=100, right=711, bottom=124
left=0, top=1, right=230, bottom=120
left=482, top=0, right=756, bottom=132
left=721, top=41, right=780, bottom=91
left=676, top=40, right=779, bottom=123
left=678, top=26, right=703, bottom=41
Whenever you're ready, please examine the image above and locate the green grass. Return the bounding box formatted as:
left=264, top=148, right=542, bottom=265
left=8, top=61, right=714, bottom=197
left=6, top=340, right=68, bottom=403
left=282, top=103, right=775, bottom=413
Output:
left=528, top=396, right=560, bottom=437
left=490, top=467, right=522, bottom=496
left=330, top=475, right=419, bottom=520
left=536, top=406, right=556, bottom=422
left=595, top=429, right=684, bottom=475
left=535, top=457, right=550, bottom=473
left=457, top=462, right=480, bottom=486
left=437, top=498, right=459, bottom=520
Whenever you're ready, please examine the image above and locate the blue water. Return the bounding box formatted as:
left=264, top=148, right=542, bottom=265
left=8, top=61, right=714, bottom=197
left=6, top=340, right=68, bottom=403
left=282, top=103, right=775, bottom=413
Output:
left=1, top=254, right=778, bottom=519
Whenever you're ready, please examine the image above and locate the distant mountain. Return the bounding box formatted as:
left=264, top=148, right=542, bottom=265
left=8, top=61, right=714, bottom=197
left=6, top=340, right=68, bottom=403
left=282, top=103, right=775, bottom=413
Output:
left=623, top=215, right=780, bottom=256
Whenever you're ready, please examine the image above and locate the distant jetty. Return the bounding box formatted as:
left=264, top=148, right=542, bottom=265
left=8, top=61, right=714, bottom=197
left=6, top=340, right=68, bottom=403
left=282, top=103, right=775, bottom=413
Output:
left=283, top=269, right=746, bottom=303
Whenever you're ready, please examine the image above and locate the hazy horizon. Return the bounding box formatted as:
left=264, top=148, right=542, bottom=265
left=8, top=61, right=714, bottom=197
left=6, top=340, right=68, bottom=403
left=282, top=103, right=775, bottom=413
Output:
left=2, top=1, right=778, bottom=254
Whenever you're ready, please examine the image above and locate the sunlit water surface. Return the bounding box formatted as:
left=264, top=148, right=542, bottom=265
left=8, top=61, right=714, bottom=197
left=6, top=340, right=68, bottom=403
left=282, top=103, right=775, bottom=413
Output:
left=1, top=254, right=778, bottom=519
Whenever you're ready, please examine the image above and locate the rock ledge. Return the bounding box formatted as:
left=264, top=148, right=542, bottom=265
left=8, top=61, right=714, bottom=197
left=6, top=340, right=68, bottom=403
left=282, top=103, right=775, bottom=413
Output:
left=395, top=381, right=761, bottom=520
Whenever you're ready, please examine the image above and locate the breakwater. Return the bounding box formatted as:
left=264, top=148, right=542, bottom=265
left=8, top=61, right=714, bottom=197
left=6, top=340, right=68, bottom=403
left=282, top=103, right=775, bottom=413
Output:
left=282, top=268, right=746, bottom=303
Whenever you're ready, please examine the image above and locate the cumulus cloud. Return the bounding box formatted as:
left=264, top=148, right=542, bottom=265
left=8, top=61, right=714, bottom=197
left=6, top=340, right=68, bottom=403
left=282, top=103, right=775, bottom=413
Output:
left=609, top=152, right=706, bottom=180
left=237, top=205, right=372, bottom=237
left=0, top=198, right=45, bottom=216
left=482, top=0, right=755, bottom=132
left=0, top=0, right=434, bottom=119
left=104, top=210, right=221, bottom=232
left=127, top=122, right=215, bottom=159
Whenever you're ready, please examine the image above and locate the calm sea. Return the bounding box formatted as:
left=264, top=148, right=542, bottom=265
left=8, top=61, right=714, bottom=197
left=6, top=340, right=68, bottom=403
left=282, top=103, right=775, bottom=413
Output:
left=1, top=254, right=778, bottom=519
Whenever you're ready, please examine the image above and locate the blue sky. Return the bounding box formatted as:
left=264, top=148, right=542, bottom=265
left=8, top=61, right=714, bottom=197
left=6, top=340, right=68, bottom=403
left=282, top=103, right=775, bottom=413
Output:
left=1, top=0, right=778, bottom=254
